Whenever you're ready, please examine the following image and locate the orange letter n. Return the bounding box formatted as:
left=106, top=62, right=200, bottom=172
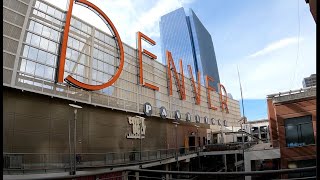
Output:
left=166, top=51, right=186, bottom=100
left=188, top=65, right=201, bottom=105
left=137, top=31, right=159, bottom=91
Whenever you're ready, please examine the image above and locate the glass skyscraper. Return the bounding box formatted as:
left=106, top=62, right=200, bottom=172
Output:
left=160, top=8, right=220, bottom=90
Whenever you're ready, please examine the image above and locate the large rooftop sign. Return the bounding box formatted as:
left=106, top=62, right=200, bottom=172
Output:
left=3, top=0, right=241, bottom=124
left=57, top=0, right=229, bottom=113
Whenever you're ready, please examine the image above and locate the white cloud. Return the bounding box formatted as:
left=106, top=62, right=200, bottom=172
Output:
left=219, top=36, right=316, bottom=100
left=45, top=0, right=195, bottom=49
left=247, top=37, right=303, bottom=58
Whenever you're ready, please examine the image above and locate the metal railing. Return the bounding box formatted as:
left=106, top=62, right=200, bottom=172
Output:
left=4, top=166, right=316, bottom=180
left=3, top=142, right=258, bottom=175
left=3, top=147, right=197, bottom=174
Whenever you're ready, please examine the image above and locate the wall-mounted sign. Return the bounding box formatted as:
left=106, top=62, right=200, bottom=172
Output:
left=195, top=115, right=200, bottom=123
left=174, top=110, right=181, bottom=121
left=204, top=116, right=208, bottom=124
left=223, top=120, right=228, bottom=127
left=159, top=106, right=167, bottom=119
left=211, top=118, right=215, bottom=125
left=143, top=102, right=152, bottom=117
left=217, top=119, right=221, bottom=126
left=186, top=112, right=191, bottom=122
left=127, top=116, right=146, bottom=139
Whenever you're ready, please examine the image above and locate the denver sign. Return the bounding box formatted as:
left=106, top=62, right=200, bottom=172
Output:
left=56, top=0, right=229, bottom=113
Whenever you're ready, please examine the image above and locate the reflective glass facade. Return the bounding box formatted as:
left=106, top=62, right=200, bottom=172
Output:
left=160, top=8, right=220, bottom=89
left=188, top=9, right=220, bottom=89
left=159, top=8, right=196, bottom=78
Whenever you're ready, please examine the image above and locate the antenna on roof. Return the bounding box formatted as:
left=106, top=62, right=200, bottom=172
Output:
left=237, top=65, right=246, bottom=122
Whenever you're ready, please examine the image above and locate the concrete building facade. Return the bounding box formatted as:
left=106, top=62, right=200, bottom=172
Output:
left=302, top=74, right=316, bottom=88
left=3, top=0, right=242, bottom=174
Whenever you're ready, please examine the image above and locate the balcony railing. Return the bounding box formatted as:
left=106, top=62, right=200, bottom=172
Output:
left=267, top=86, right=316, bottom=103
left=3, top=142, right=259, bottom=175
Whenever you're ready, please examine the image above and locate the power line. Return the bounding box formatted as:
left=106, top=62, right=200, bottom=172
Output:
left=291, top=0, right=301, bottom=89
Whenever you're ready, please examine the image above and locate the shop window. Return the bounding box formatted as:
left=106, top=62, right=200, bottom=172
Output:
left=285, top=115, right=314, bottom=147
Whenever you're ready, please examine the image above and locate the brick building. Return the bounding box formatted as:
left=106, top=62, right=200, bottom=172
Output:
left=305, top=0, right=317, bottom=23
left=267, top=86, right=316, bottom=178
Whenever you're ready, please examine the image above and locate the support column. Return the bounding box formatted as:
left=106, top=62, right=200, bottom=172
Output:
left=122, top=171, right=128, bottom=180
left=235, top=154, right=237, bottom=172
left=135, top=172, right=139, bottom=180
left=244, top=152, right=251, bottom=180
left=258, top=126, right=262, bottom=142
left=223, top=154, right=227, bottom=172
left=267, top=125, right=270, bottom=142
left=165, top=164, right=170, bottom=180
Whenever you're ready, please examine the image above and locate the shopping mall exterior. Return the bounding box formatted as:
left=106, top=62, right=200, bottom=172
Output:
left=3, top=0, right=242, bottom=170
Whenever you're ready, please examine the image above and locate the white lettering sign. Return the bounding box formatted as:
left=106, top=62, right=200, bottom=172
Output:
left=127, top=116, right=146, bottom=139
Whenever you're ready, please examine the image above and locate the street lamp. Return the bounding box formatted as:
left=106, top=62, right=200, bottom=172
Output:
left=238, top=116, right=246, bottom=168
left=194, top=125, right=200, bottom=170
left=138, top=116, right=143, bottom=161
left=68, top=104, right=82, bottom=175
left=172, top=122, right=180, bottom=171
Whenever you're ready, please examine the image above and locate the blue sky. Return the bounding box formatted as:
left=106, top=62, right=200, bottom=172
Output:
left=47, top=0, right=316, bottom=121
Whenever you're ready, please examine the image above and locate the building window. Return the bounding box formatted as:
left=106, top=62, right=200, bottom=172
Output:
left=285, top=115, right=314, bottom=147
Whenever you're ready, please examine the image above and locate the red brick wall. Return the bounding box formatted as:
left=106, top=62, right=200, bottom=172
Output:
left=267, top=99, right=279, bottom=147
left=272, top=97, right=316, bottom=169
left=309, top=0, right=317, bottom=23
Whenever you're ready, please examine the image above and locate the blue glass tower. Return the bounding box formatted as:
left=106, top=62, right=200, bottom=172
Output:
left=160, top=8, right=220, bottom=90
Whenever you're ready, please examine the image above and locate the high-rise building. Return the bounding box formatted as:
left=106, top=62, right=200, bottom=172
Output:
left=160, top=8, right=220, bottom=90
left=227, top=93, right=233, bottom=99
left=302, top=74, right=316, bottom=88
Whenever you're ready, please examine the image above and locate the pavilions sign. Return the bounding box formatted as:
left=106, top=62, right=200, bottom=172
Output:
left=57, top=0, right=229, bottom=114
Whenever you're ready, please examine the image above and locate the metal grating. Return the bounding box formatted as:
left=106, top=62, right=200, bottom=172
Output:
left=3, top=21, right=22, bottom=40
left=3, top=52, right=16, bottom=69
left=3, top=37, right=19, bottom=54
left=3, top=8, right=25, bottom=27
left=3, top=69, right=13, bottom=84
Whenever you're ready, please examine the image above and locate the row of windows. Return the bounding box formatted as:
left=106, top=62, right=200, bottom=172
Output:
left=25, top=32, right=59, bottom=54
left=71, top=17, right=92, bottom=35
left=20, top=58, right=56, bottom=80
left=66, top=47, right=90, bottom=64
left=34, top=1, right=64, bottom=20
left=29, top=20, right=61, bottom=42
left=70, top=25, right=91, bottom=40
left=22, top=45, right=57, bottom=67
left=285, top=115, right=314, bottom=147
left=32, top=9, right=63, bottom=27
left=67, top=36, right=88, bottom=53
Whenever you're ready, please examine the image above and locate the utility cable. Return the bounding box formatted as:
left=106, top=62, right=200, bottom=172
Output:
left=291, top=0, right=301, bottom=89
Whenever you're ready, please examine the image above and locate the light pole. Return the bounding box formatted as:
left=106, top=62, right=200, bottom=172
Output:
left=139, top=116, right=143, bottom=161
left=173, top=121, right=179, bottom=170
left=194, top=125, right=199, bottom=149
left=238, top=116, right=246, bottom=169
left=194, top=125, right=200, bottom=170
left=68, top=104, right=82, bottom=175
